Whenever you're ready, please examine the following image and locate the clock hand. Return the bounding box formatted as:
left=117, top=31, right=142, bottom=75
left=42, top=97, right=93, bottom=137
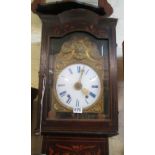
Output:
left=74, top=66, right=85, bottom=91
left=74, top=66, right=84, bottom=90
left=81, top=87, right=89, bottom=96
left=78, top=66, right=85, bottom=83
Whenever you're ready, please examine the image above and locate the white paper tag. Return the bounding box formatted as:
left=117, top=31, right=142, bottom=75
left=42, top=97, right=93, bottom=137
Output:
left=73, top=107, right=83, bottom=113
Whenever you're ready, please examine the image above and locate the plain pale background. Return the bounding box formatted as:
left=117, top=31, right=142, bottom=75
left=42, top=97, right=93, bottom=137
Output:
left=0, top=0, right=155, bottom=155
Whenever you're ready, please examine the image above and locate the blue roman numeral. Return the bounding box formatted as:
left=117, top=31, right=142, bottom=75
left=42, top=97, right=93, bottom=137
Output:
left=69, top=68, right=73, bottom=74
left=58, top=84, right=65, bottom=87
left=76, top=99, right=80, bottom=107
left=59, top=91, right=66, bottom=97
left=85, top=99, right=89, bottom=104
left=66, top=94, right=72, bottom=104
left=89, top=92, right=96, bottom=98
left=77, top=66, right=81, bottom=73
left=85, top=69, right=89, bottom=75
left=92, top=85, right=98, bottom=88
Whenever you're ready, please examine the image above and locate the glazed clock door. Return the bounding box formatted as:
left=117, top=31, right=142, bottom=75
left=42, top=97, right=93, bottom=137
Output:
left=40, top=31, right=112, bottom=133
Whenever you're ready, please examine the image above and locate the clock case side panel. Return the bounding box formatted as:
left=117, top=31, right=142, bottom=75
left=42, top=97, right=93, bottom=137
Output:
left=35, top=22, right=50, bottom=134
left=36, top=9, right=118, bottom=136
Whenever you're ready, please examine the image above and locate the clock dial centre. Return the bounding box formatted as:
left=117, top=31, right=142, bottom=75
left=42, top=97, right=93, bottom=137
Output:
left=74, top=82, right=82, bottom=90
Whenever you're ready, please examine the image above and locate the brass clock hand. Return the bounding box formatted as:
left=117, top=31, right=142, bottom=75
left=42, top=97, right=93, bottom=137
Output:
left=81, top=87, right=89, bottom=96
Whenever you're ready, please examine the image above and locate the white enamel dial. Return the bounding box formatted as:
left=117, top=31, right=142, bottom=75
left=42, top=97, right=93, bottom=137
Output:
left=55, top=63, right=101, bottom=109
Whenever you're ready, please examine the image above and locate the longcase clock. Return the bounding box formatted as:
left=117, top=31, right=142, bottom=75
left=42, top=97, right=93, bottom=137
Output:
left=32, top=0, right=118, bottom=154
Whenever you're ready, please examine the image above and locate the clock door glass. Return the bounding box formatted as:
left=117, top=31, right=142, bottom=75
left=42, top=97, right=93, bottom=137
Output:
left=56, top=63, right=101, bottom=110
left=48, top=32, right=110, bottom=120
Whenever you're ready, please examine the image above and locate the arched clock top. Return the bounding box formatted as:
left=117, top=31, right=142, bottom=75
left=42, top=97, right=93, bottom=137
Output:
left=31, top=1, right=116, bottom=38
left=38, top=9, right=117, bottom=38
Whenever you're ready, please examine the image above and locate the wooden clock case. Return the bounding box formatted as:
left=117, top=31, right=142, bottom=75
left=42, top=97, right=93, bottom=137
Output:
left=32, top=1, right=118, bottom=154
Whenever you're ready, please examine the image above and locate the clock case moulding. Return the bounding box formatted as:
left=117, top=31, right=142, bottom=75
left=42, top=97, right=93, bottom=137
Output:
left=32, top=0, right=118, bottom=137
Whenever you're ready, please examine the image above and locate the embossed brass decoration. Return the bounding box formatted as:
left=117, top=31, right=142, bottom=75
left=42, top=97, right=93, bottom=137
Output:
left=52, top=35, right=104, bottom=113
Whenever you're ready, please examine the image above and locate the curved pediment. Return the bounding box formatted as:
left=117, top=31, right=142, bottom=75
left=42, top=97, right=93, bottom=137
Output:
left=32, top=0, right=113, bottom=17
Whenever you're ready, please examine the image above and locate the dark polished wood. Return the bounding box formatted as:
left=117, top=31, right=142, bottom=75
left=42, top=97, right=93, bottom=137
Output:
left=31, top=0, right=45, bottom=13
left=122, top=41, right=124, bottom=73
left=36, top=2, right=106, bottom=15
left=42, top=135, right=109, bottom=155
left=31, top=0, right=113, bottom=16
left=98, top=0, right=113, bottom=16
left=31, top=87, right=38, bottom=121
left=35, top=9, right=118, bottom=136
